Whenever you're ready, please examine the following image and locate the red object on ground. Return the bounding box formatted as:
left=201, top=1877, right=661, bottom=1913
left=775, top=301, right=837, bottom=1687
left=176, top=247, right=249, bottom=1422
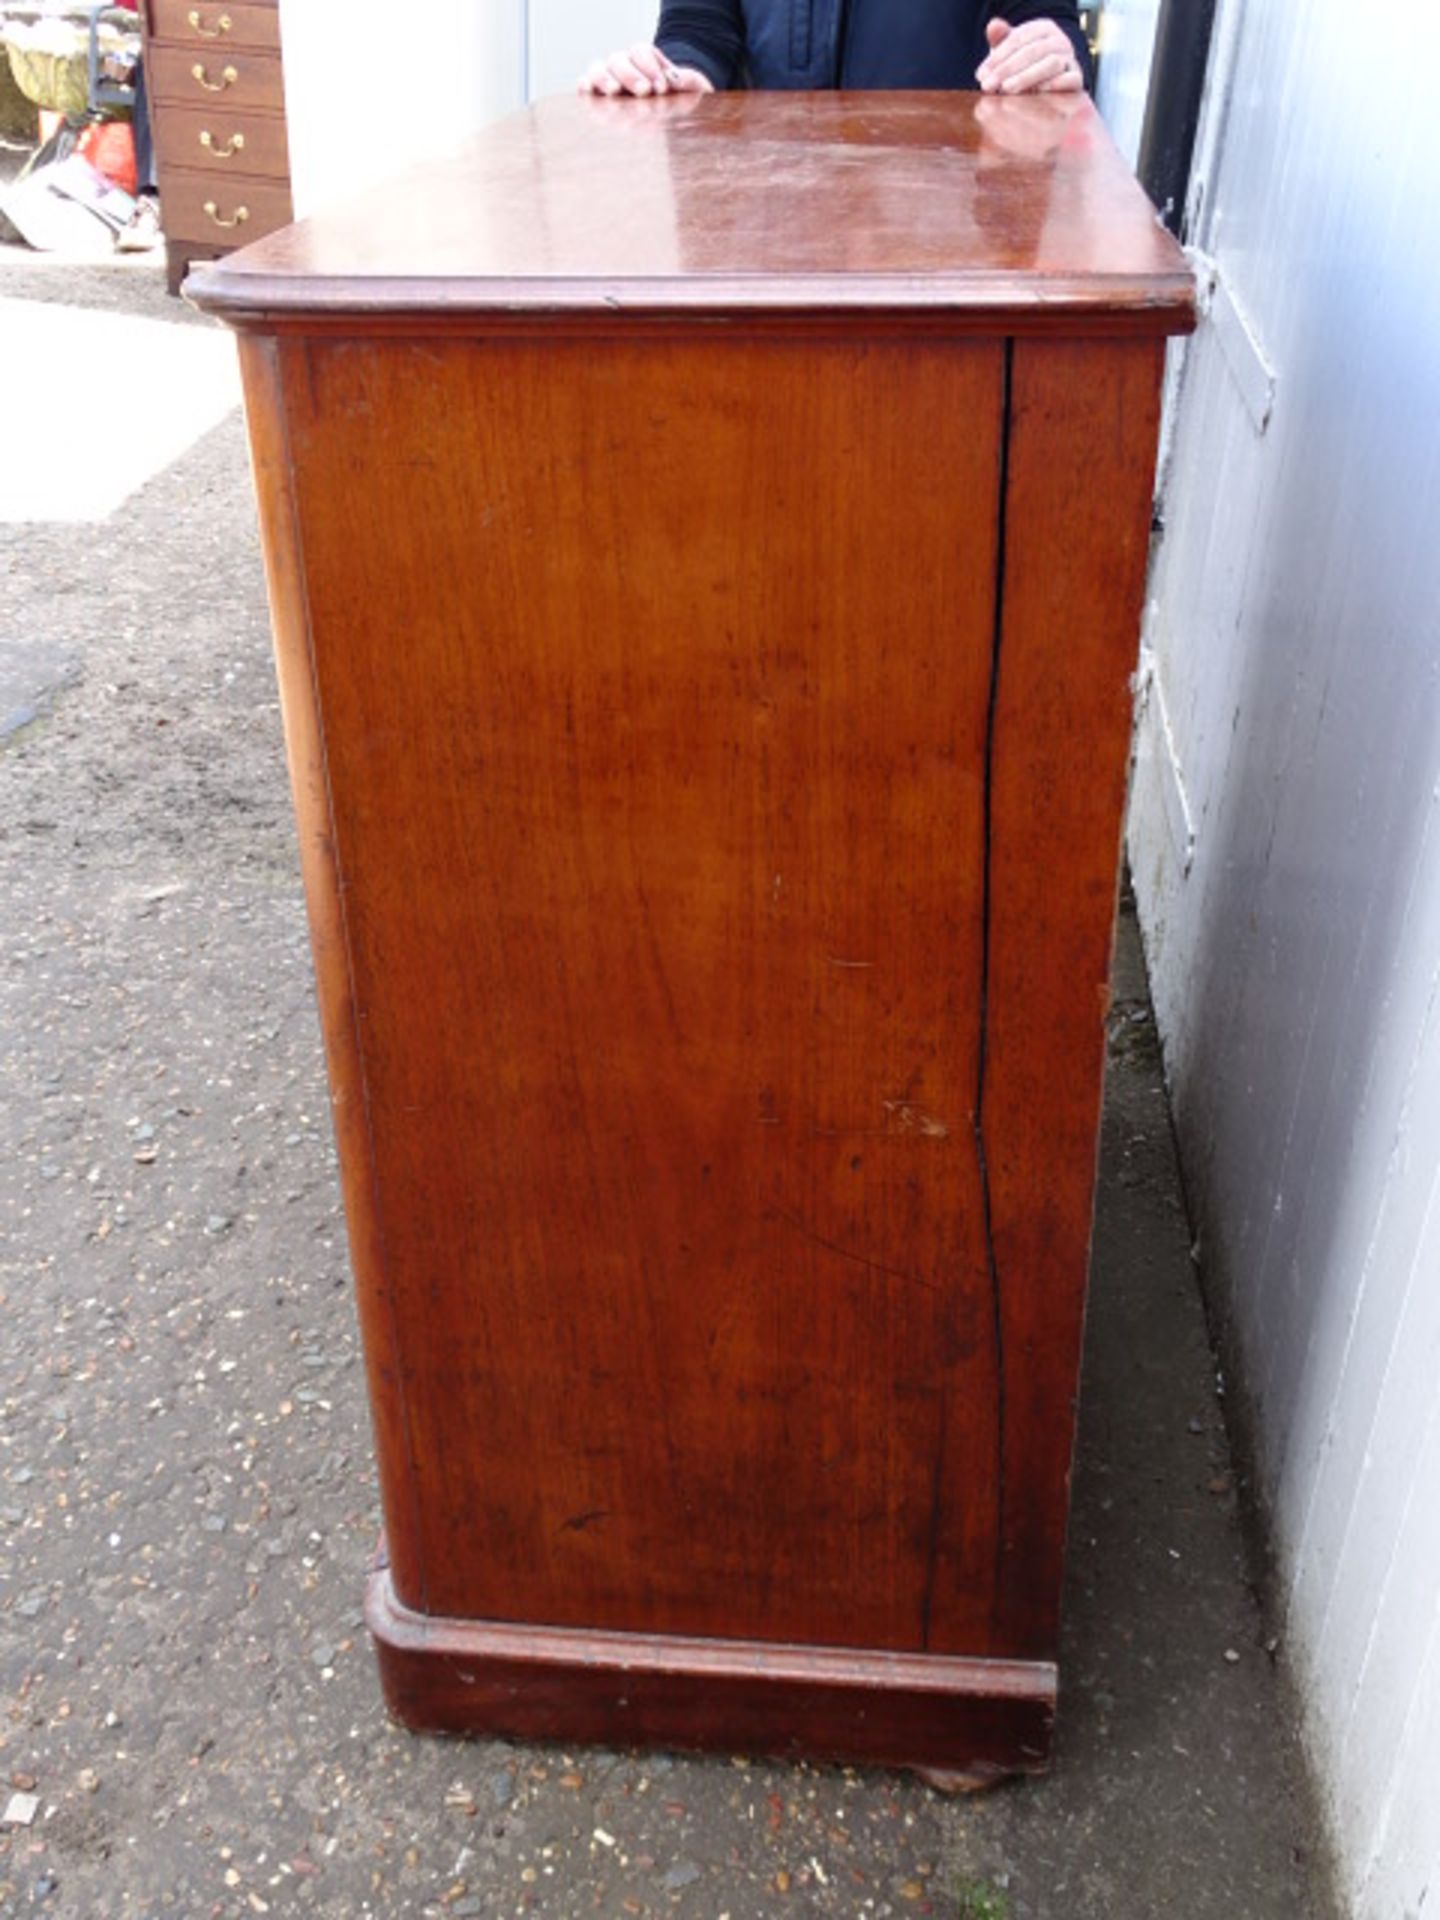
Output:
left=78, top=120, right=137, bottom=195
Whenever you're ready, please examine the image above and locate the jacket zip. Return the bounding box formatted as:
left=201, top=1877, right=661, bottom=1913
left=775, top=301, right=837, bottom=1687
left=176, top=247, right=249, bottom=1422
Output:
left=834, top=0, right=853, bottom=84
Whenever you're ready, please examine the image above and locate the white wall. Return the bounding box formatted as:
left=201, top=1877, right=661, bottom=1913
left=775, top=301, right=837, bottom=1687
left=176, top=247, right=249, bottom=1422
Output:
left=279, top=0, right=659, bottom=214
left=1126, top=2, right=1440, bottom=1914
left=280, top=0, right=524, bottom=216
left=1092, top=0, right=1161, bottom=169
left=530, top=0, right=658, bottom=98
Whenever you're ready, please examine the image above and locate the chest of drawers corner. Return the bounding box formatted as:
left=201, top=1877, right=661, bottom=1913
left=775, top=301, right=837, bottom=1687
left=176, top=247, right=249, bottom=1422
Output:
left=141, top=0, right=291, bottom=294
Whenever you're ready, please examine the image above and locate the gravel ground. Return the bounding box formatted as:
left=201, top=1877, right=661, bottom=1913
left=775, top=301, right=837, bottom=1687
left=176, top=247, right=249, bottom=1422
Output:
left=1, top=251, right=1339, bottom=1920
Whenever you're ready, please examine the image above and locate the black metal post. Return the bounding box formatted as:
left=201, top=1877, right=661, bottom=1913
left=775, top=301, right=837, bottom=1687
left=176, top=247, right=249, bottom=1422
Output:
left=1136, top=0, right=1220, bottom=236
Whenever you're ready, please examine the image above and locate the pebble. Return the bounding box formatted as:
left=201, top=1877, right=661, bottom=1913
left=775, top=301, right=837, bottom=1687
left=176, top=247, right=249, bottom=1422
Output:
left=663, top=1861, right=701, bottom=1890
left=311, top=1644, right=336, bottom=1669
left=1224, top=1648, right=1242, bottom=1664
left=3, top=1792, right=39, bottom=1827
left=205, top=1214, right=233, bottom=1236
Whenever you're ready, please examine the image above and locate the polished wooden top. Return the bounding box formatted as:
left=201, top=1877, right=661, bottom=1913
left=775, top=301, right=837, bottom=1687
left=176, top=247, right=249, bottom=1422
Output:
left=188, top=92, right=1194, bottom=333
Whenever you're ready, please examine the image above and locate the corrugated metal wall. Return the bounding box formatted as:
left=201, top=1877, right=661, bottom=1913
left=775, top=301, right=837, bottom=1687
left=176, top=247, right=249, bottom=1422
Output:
left=1121, top=2, right=1440, bottom=1913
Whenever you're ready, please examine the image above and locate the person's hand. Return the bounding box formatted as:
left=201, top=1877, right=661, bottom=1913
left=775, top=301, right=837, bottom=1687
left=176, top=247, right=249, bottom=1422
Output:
left=579, top=44, right=714, bottom=97
left=976, top=18, right=1085, bottom=94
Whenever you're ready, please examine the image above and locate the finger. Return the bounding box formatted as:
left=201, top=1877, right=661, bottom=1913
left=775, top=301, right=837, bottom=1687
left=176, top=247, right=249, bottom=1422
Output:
left=1040, top=62, right=1084, bottom=92
left=629, top=43, right=670, bottom=92
left=581, top=55, right=633, bottom=96
left=667, top=62, right=714, bottom=92
left=608, top=49, right=659, bottom=93
left=976, top=16, right=1011, bottom=83
left=990, top=17, right=1065, bottom=49
left=1001, top=47, right=1076, bottom=93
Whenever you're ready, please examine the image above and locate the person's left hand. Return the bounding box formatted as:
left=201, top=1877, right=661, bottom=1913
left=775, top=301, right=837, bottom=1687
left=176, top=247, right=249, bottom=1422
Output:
left=976, top=17, right=1085, bottom=93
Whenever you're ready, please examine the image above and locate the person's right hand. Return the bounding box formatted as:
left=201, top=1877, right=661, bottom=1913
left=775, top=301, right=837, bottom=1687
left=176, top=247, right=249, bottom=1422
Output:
left=579, top=44, right=714, bottom=97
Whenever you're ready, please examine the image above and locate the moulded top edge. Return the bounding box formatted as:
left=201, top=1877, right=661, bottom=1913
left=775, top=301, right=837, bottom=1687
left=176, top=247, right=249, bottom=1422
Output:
left=186, top=92, right=1196, bottom=335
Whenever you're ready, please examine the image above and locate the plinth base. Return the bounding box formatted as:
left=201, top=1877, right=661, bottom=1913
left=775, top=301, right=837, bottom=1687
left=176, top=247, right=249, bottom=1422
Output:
left=365, top=1554, right=1055, bottom=1778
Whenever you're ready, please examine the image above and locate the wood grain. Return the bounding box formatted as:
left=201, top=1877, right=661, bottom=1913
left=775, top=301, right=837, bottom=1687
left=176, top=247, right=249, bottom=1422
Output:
left=276, top=330, right=1008, bottom=1653
left=236, top=336, right=429, bottom=1608
left=163, top=104, right=291, bottom=182
left=367, top=1554, right=1056, bottom=1773
left=149, top=0, right=281, bottom=51
left=148, top=42, right=284, bottom=112
left=208, top=94, right=1192, bottom=1769
left=160, top=165, right=291, bottom=246
left=187, top=92, right=1195, bottom=336
left=974, top=337, right=1167, bottom=1659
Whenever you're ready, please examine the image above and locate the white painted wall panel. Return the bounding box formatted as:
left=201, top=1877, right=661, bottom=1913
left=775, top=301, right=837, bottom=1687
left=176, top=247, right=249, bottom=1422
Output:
left=1129, top=0, right=1440, bottom=1912
left=1092, top=0, right=1160, bottom=168
left=530, top=0, right=659, bottom=98
left=280, top=0, right=524, bottom=215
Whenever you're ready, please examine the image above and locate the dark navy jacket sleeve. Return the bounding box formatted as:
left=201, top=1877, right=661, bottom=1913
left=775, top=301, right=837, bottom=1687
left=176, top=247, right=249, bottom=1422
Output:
left=655, top=0, right=747, bottom=89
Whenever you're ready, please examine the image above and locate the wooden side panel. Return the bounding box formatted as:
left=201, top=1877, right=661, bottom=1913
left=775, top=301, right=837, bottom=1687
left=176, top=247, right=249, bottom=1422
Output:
left=236, top=336, right=428, bottom=1604
left=926, top=338, right=1166, bottom=1659
left=276, top=333, right=1008, bottom=1653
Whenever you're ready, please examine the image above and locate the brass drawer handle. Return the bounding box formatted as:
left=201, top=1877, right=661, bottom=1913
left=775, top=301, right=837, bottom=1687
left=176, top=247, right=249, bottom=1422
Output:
left=199, top=128, right=245, bottom=158
left=188, top=8, right=232, bottom=36
left=192, top=62, right=238, bottom=91
left=202, top=199, right=249, bottom=230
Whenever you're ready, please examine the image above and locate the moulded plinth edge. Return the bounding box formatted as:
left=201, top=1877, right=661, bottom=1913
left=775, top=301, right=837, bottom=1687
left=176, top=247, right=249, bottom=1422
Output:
left=365, top=1555, right=1056, bottom=1778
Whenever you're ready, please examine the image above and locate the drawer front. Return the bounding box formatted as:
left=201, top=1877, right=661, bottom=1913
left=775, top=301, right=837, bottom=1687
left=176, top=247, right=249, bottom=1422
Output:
left=160, top=164, right=292, bottom=245
left=148, top=0, right=280, bottom=53
left=149, top=43, right=284, bottom=113
left=162, top=103, right=289, bottom=180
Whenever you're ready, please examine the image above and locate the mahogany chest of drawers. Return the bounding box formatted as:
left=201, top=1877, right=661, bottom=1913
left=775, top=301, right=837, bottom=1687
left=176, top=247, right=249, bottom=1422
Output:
left=141, top=0, right=290, bottom=294
left=190, top=93, right=1193, bottom=1778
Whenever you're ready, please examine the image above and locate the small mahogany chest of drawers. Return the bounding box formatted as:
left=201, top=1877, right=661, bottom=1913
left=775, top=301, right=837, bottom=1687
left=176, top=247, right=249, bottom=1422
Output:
left=141, top=0, right=290, bottom=293
left=190, top=93, right=1194, bottom=1779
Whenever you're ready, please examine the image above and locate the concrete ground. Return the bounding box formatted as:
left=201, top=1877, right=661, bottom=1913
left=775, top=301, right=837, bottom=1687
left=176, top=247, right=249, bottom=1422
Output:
left=0, top=244, right=1339, bottom=1920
